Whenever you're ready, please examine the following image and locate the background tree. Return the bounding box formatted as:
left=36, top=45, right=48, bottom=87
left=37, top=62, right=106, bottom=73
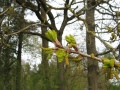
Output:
left=0, top=1, right=18, bottom=89
left=86, top=0, right=99, bottom=90
left=40, top=0, right=50, bottom=89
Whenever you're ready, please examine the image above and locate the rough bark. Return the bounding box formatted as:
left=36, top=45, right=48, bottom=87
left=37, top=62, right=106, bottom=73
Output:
left=41, top=2, right=50, bottom=89
left=3, top=47, right=11, bottom=90
left=16, top=33, right=23, bottom=90
left=16, top=8, right=24, bottom=90
left=57, top=63, right=65, bottom=90
left=57, top=35, right=65, bottom=90
left=86, top=0, right=99, bottom=90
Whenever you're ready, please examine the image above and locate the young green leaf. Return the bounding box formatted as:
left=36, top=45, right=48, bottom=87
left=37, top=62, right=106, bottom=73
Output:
left=42, top=47, right=53, bottom=54
left=102, top=58, right=111, bottom=68
left=65, top=34, right=76, bottom=44
left=45, top=30, right=57, bottom=42
left=109, top=58, right=115, bottom=67
left=65, top=52, right=69, bottom=65
left=56, top=48, right=66, bottom=62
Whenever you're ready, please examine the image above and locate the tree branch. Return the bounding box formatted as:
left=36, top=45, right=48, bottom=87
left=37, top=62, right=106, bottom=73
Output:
left=4, top=23, right=47, bottom=37
left=96, top=50, right=112, bottom=56
left=0, top=8, right=9, bottom=16
left=46, top=3, right=65, bottom=10
left=59, top=0, right=69, bottom=33
left=39, top=0, right=57, bottom=30
left=23, top=32, right=51, bottom=42
left=16, top=0, right=37, bottom=11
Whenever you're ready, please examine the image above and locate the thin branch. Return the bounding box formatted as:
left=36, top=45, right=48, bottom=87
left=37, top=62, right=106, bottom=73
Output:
left=59, top=0, right=69, bottom=33
left=77, top=50, right=120, bottom=68
left=61, top=46, right=120, bottom=68
left=46, top=3, right=65, bottom=10
left=16, top=0, right=37, bottom=11
left=23, top=32, right=51, bottom=42
left=96, top=50, right=111, bottom=56
left=76, top=51, right=102, bottom=62
left=67, top=19, right=79, bottom=25
left=68, top=5, right=85, bottom=22
left=88, top=30, right=114, bottom=50
left=4, top=23, right=47, bottom=37
left=68, top=6, right=85, bottom=21
left=40, top=0, right=57, bottom=30
left=0, top=8, right=9, bottom=16
left=96, top=9, right=114, bottom=16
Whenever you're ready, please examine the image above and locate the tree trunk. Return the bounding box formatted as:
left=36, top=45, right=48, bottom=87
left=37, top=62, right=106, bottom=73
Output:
left=57, top=62, right=65, bottom=90
left=86, top=0, right=99, bottom=90
left=16, top=8, right=24, bottom=90
left=3, top=47, right=11, bottom=90
left=41, top=3, right=50, bottom=89
left=16, top=33, right=23, bottom=90
left=57, top=35, right=65, bottom=90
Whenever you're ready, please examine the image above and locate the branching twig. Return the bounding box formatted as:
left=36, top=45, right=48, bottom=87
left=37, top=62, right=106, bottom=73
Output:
left=23, top=31, right=51, bottom=42
left=0, top=8, right=9, bottom=16
left=88, top=31, right=114, bottom=50
left=46, top=3, right=65, bottom=10
left=4, top=23, right=47, bottom=37
left=96, top=50, right=111, bottom=56
left=61, top=45, right=120, bottom=68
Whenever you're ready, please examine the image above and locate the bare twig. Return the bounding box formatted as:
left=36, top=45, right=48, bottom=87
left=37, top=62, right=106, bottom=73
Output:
left=23, top=31, right=51, bottom=42
left=62, top=46, right=120, bottom=68
left=4, top=23, right=47, bottom=37
left=46, top=3, right=65, bottom=10
left=0, top=8, right=9, bottom=16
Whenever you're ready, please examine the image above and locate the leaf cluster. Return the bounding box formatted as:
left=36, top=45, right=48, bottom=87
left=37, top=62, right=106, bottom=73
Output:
left=102, top=58, right=119, bottom=80
left=42, top=30, right=120, bottom=80
left=45, top=30, right=57, bottom=42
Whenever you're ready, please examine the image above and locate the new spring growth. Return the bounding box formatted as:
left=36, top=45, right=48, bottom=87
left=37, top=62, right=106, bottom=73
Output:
left=101, top=58, right=119, bottom=80
left=44, top=30, right=69, bottom=63
left=45, top=30, right=62, bottom=47
left=102, top=58, right=115, bottom=68
left=43, top=30, right=120, bottom=80
left=65, top=34, right=78, bottom=51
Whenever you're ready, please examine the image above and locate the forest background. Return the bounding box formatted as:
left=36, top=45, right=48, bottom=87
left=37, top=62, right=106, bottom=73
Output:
left=1, top=0, right=120, bottom=90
